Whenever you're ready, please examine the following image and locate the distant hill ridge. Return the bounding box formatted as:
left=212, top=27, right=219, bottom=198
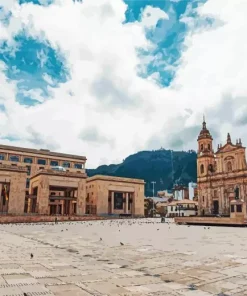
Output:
left=86, top=149, right=197, bottom=196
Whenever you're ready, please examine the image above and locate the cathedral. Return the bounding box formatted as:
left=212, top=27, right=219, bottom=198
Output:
left=197, top=117, right=247, bottom=216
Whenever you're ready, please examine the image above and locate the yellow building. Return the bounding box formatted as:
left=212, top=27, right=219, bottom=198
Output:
left=0, top=144, right=86, bottom=212
left=0, top=144, right=145, bottom=216
left=86, top=175, right=145, bottom=216
left=29, top=169, right=87, bottom=215
left=0, top=164, right=27, bottom=214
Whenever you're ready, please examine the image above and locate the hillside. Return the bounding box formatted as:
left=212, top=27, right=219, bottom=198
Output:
left=86, top=149, right=197, bottom=196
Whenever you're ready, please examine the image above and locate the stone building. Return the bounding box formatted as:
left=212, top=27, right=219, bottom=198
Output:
left=0, top=144, right=86, bottom=212
left=29, top=169, right=87, bottom=215
left=0, top=164, right=27, bottom=215
left=0, top=144, right=145, bottom=216
left=197, top=117, right=247, bottom=215
left=86, top=175, right=145, bottom=216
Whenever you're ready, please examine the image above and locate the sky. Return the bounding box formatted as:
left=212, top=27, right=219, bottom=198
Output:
left=0, top=0, right=247, bottom=168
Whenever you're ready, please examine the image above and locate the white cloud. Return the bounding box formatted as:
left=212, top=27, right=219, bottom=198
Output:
left=0, top=0, right=247, bottom=168
left=140, top=5, right=169, bottom=29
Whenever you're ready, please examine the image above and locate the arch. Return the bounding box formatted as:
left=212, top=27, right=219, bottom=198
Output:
left=227, top=161, right=232, bottom=172
left=200, top=164, right=204, bottom=174
left=200, top=144, right=203, bottom=151
left=208, top=143, right=211, bottom=150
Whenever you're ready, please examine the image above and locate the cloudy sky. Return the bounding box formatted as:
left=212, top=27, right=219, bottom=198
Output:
left=0, top=0, right=246, bottom=168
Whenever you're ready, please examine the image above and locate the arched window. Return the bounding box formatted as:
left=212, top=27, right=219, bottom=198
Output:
left=208, top=144, right=210, bottom=150
left=227, top=161, right=232, bottom=172
left=200, top=164, right=204, bottom=174
left=235, top=187, right=240, bottom=199
left=200, top=144, right=203, bottom=151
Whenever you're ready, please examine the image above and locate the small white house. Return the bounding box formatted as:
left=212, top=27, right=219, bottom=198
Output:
left=166, top=199, right=198, bottom=217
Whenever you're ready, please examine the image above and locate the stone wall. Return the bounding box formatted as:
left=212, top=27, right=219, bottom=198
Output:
left=175, top=216, right=246, bottom=225
left=8, top=171, right=27, bottom=215
left=0, top=215, right=133, bottom=224
left=87, top=178, right=145, bottom=216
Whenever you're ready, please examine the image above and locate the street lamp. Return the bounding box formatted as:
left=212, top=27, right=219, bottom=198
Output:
left=151, top=181, right=156, bottom=217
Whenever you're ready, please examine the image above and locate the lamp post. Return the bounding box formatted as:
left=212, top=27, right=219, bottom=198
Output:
left=151, top=181, right=156, bottom=217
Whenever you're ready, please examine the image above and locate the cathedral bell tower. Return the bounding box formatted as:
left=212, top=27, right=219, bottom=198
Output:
left=197, top=116, right=215, bottom=177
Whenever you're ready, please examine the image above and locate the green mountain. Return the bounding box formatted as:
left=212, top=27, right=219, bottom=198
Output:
left=86, top=149, right=197, bottom=196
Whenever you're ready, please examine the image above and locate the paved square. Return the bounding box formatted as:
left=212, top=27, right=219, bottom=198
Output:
left=0, top=219, right=247, bottom=295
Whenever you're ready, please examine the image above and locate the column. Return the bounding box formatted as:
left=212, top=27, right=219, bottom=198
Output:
left=61, top=200, right=64, bottom=215
left=111, top=191, right=114, bottom=214
left=126, top=193, right=129, bottom=214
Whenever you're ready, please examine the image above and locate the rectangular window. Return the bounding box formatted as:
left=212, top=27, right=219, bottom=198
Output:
left=26, top=179, right=30, bottom=189
left=114, top=192, right=123, bottom=210
left=37, top=159, right=46, bottom=165
left=171, top=206, right=173, bottom=211
left=9, top=155, right=19, bottom=162
left=0, top=154, right=5, bottom=160
left=24, top=157, right=33, bottom=164
left=231, top=205, right=235, bottom=213
left=26, top=166, right=31, bottom=176
left=62, top=161, right=70, bottom=168
left=50, top=160, right=59, bottom=166
left=74, top=163, right=83, bottom=169
left=236, top=205, right=242, bottom=213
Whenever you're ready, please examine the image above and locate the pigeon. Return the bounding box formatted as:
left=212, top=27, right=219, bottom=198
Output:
left=30, top=253, right=33, bottom=259
left=120, top=242, right=124, bottom=246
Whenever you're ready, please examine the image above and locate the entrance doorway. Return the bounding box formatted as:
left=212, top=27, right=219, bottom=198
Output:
left=213, top=200, right=219, bottom=215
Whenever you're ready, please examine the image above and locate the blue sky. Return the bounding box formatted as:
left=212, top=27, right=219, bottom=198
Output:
left=0, top=0, right=206, bottom=107
left=0, top=0, right=245, bottom=168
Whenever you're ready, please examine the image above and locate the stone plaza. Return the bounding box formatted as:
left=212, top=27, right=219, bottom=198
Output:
left=0, top=219, right=247, bottom=296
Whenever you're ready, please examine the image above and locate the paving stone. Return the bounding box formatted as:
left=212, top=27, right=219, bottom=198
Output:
left=0, top=286, right=23, bottom=295
left=38, top=277, right=64, bottom=285
left=86, top=281, right=129, bottom=294
left=1, top=219, right=247, bottom=295
left=48, top=284, right=91, bottom=295
left=3, top=273, right=38, bottom=285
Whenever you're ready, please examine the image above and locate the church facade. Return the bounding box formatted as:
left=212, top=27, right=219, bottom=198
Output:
left=197, top=118, right=247, bottom=216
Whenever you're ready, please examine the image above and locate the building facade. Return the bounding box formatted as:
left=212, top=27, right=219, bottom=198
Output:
left=29, top=169, right=87, bottom=215
left=0, top=145, right=86, bottom=212
left=197, top=118, right=247, bottom=215
left=166, top=199, right=198, bottom=217
left=86, top=175, right=145, bottom=217
left=173, top=185, right=189, bottom=200
left=0, top=144, right=145, bottom=216
left=0, top=164, right=27, bottom=215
